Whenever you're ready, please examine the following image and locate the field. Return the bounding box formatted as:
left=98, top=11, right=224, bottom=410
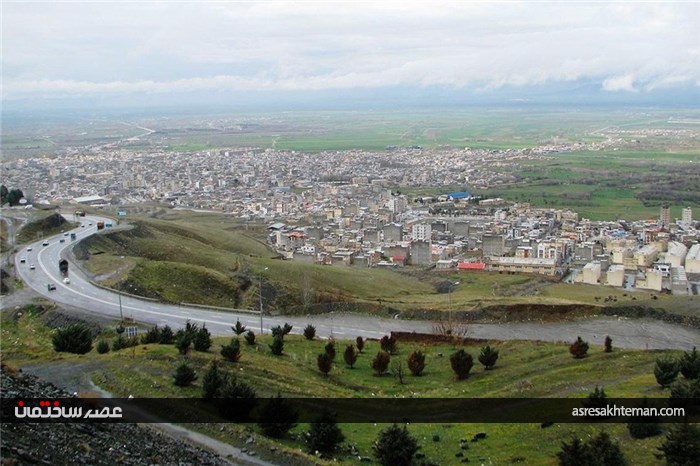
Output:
left=1, top=306, right=693, bottom=466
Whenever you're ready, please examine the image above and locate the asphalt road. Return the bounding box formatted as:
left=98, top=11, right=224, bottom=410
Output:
left=11, top=215, right=700, bottom=350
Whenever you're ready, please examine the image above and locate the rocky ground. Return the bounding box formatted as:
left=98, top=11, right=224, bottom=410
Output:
left=0, top=365, right=232, bottom=466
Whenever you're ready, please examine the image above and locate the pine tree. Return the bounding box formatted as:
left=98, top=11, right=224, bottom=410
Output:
left=244, top=330, right=256, bottom=345
left=325, top=339, right=336, bottom=361
left=221, top=337, right=242, bottom=362
left=173, top=363, right=197, bottom=387
left=317, top=352, right=333, bottom=376
left=604, top=335, right=613, bottom=353
left=557, top=437, right=594, bottom=466
left=657, top=423, right=700, bottom=466
left=214, top=375, right=257, bottom=422
left=232, top=319, right=247, bottom=335
left=627, top=398, right=661, bottom=439
left=175, top=331, right=192, bottom=355
left=96, top=340, right=110, bottom=354
left=655, top=356, right=679, bottom=388
left=258, top=394, right=298, bottom=438
left=372, top=351, right=391, bottom=376
left=569, top=336, right=589, bottom=359
left=478, top=345, right=499, bottom=370
left=373, top=424, right=419, bottom=466
left=269, top=335, right=284, bottom=355
left=587, top=432, right=627, bottom=466
left=407, top=350, right=426, bottom=376
left=202, top=361, right=223, bottom=398
left=52, top=323, right=93, bottom=354
left=306, top=410, right=345, bottom=457
left=193, top=324, right=212, bottom=352
left=380, top=335, right=398, bottom=355
left=303, top=324, right=316, bottom=340
left=356, top=336, right=365, bottom=353
left=343, top=345, right=358, bottom=368
left=141, top=325, right=161, bottom=344
left=450, top=349, right=474, bottom=380
left=679, top=346, right=700, bottom=380
left=159, top=325, right=174, bottom=344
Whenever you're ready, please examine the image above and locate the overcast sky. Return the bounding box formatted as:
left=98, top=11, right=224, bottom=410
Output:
left=2, top=1, right=699, bottom=106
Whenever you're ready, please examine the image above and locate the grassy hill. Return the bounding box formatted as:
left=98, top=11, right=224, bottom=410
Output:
left=2, top=306, right=694, bottom=466
left=15, top=212, right=78, bottom=243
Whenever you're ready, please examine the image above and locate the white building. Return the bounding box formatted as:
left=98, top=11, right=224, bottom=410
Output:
left=606, top=265, right=626, bottom=287
left=582, top=261, right=602, bottom=285
left=412, top=223, right=432, bottom=242
left=686, top=244, right=700, bottom=274
left=682, top=207, right=693, bottom=225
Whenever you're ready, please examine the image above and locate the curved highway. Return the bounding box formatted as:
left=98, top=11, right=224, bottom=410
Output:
left=12, top=215, right=700, bottom=350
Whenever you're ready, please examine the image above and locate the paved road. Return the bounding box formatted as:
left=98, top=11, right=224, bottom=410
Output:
left=11, top=214, right=700, bottom=350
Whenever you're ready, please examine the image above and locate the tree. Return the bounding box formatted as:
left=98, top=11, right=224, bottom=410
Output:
left=585, top=386, right=608, bottom=411
left=655, top=356, right=679, bottom=388
left=569, top=336, right=589, bottom=359
left=175, top=331, right=192, bottom=355
left=258, top=394, right=299, bottom=438
left=657, top=423, right=700, bottom=466
left=282, top=323, right=293, bottom=335
left=112, top=336, right=125, bottom=352
left=325, top=339, right=336, bottom=361
left=373, top=424, right=419, bottom=466
left=604, top=335, right=613, bottom=353
left=356, top=336, right=365, bottom=353
left=202, top=361, right=223, bottom=399
left=372, top=351, right=391, bottom=376
left=557, top=432, right=627, bottom=466
left=0, top=185, right=8, bottom=205
left=6, top=188, right=24, bottom=206
left=214, top=375, right=257, bottom=422
left=96, top=339, right=110, bottom=354
left=52, top=323, right=93, bottom=354
left=478, top=345, right=499, bottom=370
left=679, top=347, right=700, bottom=380
left=380, top=335, right=398, bottom=355
left=557, top=437, right=594, bottom=466
left=244, top=330, right=256, bottom=345
left=343, top=345, right=358, bottom=368
left=317, top=352, right=333, bottom=376
left=303, top=324, right=316, bottom=340
left=232, top=319, right=247, bottom=335
left=159, top=325, right=174, bottom=344
left=221, top=337, right=242, bottom=362
left=173, top=363, right=197, bottom=387
left=450, top=349, right=474, bottom=380
left=269, top=335, right=284, bottom=355
left=305, top=410, right=345, bottom=458
left=407, top=350, right=426, bottom=376
left=193, top=324, right=212, bottom=352
left=141, top=325, right=161, bottom=344
left=627, top=398, right=662, bottom=439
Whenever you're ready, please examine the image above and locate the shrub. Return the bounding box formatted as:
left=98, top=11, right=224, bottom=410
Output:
left=478, top=345, right=499, bottom=370
left=258, top=394, right=299, bottom=438
left=173, top=363, right=197, bottom=387
left=557, top=432, right=626, bottom=466
left=271, top=325, right=284, bottom=338
left=325, top=339, right=336, bottom=361
left=317, top=352, right=333, bottom=376
left=112, top=336, right=125, bottom=352
left=305, top=410, right=345, bottom=457
left=380, top=335, right=398, bottom=355
left=372, top=351, right=391, bottom=376
left=356, top=336, right=365, bottom=353
left=654, top=356, right=679, bottom=388
left=193, top=324, right=212, bottom=352
left=96, top=339, right=110, bottom=354
left=657, top=423, right=700, bottom=466
left=303, top=324, right=316, bottom=340
left=569, top=336, right=589, bottom=359
left=141, top=326, right=161, bottom=344
left=244, top=330, right=256, bottom=345
left=407, top=350, right=426, bottom=376
left=679, top=346, right=700, bottom=380
left=604, top=335, right=613, bottom=353
left=373, top=424, right=419, bottom=466
left=627, top=398, right=662, bottom=439
left=214, top=375, right=257, bottom=422
left=221, top=338, right=242, bottom=362
left=343, top=345, right=358, bottom=368
left=269, top=335, right=284, bottom=355
left=159, top=325, right=174, bottom=344
left=232, top=319, right=247, bottom=335
left=584, top=386, right=608, bottom=411
left=450, top=349, right=474, bottom=380
left=282, top=323, right=293, bottom=335
left=175, top=331, right=192, bottom=355
left=52, top=323, right=93, bottom=354
left=202, top=361, right=223, bottom=399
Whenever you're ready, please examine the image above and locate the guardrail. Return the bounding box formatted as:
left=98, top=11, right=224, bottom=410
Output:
left=179, top=302, right=261, bottom=315
left=88, top=279, right=160, bottom=302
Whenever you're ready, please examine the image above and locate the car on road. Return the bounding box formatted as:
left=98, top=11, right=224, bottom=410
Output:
left=59, top=238, right=65, bottom=243
left=19, top=258, right=26, bottom=263
left=42, top=241, right=49, bottom=246
left=64, top=232, right=69, bottom=236
left=29, top=264, right=36, bottom=270
left=63, top=277, right=71, bottom=284
left=27, top=247, right=32, bottom=251
left=47, top=284, right=57, bottom=291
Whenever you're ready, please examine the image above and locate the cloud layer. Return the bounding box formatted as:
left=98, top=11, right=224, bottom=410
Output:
left=2, top=2, right=699, bottom=100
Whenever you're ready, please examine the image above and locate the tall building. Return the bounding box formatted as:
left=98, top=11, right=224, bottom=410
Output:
left=412, top=223, right=432, bottom=242
left=682, top=206, right=693, bottom=224
left=660, top=204, right=671, bottom=229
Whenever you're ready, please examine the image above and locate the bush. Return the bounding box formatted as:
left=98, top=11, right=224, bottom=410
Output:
left=343, top=345, right=358, bottom=368
left=655, top=356, right=679, bottom=388
left=202, top=361, right=223, bottom=399
left=173, top=363, right=197, bottom=387
left=112, top=336, right=125, bottom=352
left=557, top=432, right=626, bottom=466
left=407, top=350, right=426, bottom=376
left=373, top=424, right=419, bottom=466
left=303, top=324, right=316, bottom=340
left=244, top=330, right=256, bottom=345
left=221, top=338, right=242, bottom=362
left=258, top=394, right=299, bottom=438
left=450, top=349, right=474, bottom=380
left=306, top=410, right=345, bottom=457
left=52, top=323, right=93, bottom=354
left=193, top=324, right=212, bottom=352
left=269, top=335, right=284, bottom=355
left=679, top=346, right=700, bottom=380
left=604, top=335, right=613, bottom=353
left=141, top=326, right=161, bottom=344
left=317, top=352, right=333, bottom=376
left=657, top=423, right=700, bottom=466
left=372, top=351, right=391, bottom=376
left=325, top=339, right=336, bottom=361
left=232, top=319, right=247, bottom=335
left=627, top=398, right=662, bottom=439
left=175, top=331, right=192, bottom=355
left=96, top=339, right=110, bottom=354
left=380, top=335, right=398, bottom=355
left=282, top=323, right=293, bottom=335
left=159, top=325, right=175, bottom=344
left=569, top=336, right=589, bottom=359
left=478, top=345, right=499, bottom=370
left=356, top=336, right=365, bottom=353
left=214, top=375, right=257, bottom=422
left=584, top=386, right=608, bottom=411
left=271, top=323, right=293, bottom=338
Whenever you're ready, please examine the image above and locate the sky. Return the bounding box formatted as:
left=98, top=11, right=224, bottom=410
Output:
left=2, top=1, right=700, bottom=110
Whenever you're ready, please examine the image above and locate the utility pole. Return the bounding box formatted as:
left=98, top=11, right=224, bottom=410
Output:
left=448, top=281, right=460, bottom=328
left=259, top=267, right=268, bottom=334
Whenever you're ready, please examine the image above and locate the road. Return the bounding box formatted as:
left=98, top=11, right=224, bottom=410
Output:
left=11, top=215, right=700, bottom=350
